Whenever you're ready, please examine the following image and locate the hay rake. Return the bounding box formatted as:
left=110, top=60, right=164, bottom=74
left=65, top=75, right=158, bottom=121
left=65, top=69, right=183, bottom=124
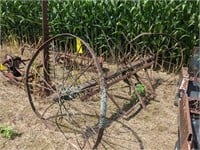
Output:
left=25, top=33, right=183, bottom=149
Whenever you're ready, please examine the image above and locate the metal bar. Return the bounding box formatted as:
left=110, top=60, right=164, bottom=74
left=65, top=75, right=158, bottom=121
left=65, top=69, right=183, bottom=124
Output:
left=144, top=68, right=155, bottom=94
left=107, top=92, right=122, bottom=111
left=42, top=0, right=50, bottom=95
left=78, top=57, right=154, bottom=100
left=178, top=67, right=193, bottom=150
left=130, top=79, right=146, bottom=109
left=179, top=95, right=193, bottom=149
left=122, top=101, right=141, bottom=116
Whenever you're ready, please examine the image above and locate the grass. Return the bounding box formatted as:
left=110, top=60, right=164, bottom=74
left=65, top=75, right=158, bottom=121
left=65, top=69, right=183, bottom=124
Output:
left=0, top=41, right=21, bottom=57
left=0, top=125, right=20, bottom=139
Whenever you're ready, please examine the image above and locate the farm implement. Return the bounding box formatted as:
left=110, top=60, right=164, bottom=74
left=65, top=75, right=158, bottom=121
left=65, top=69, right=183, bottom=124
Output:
left=0, top=54, right=30, bottom=86
left=0, top=31, right=184, bottom=149
left=22, top=33, right=183, bottom=149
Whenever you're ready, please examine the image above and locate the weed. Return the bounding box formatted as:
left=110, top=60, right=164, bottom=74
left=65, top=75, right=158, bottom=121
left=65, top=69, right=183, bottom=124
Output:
left=135, top=84, right=146, bottom=95
left=0, top=125, right=20, bottom=139
left=131, top=83, right=146, bottom=100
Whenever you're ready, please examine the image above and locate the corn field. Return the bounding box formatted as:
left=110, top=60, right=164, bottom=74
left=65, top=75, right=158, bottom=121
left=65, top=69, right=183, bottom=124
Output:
left=0, top=0, right=199, bottom=66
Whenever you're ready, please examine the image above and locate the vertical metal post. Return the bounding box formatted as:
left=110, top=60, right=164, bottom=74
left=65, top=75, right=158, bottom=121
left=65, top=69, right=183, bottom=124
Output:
left=42, top=0, right=50, bottom=95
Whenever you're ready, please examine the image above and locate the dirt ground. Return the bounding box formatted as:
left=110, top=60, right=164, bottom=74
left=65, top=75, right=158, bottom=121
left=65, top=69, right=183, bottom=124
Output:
left=0, top=45, right=178, bottom=150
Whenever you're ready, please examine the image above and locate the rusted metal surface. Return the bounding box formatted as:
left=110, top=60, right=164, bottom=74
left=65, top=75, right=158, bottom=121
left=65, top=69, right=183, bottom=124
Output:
left=178, top=63, right=200, bottom=149
left=179, top=95, right=193, bottom=150
left=179, top=67, right=189, bottom=96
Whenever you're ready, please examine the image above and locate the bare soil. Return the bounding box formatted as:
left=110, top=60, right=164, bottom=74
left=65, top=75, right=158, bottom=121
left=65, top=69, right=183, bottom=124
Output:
left=0, top=45, right=178, bottom=150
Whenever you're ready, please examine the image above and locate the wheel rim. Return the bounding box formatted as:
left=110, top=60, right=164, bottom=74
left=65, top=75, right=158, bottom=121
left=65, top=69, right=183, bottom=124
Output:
left=25, top=33, right=106, bottom=149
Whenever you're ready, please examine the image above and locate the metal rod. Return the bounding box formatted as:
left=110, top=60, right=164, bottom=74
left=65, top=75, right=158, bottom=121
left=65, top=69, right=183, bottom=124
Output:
left=42, top=0, right=50, bottom=95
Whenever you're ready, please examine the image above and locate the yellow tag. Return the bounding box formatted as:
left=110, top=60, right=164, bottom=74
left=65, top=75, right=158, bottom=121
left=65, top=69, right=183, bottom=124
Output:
left=76, top=37, right=83, bottom=54
left=0, top=64, right=7, bottom=71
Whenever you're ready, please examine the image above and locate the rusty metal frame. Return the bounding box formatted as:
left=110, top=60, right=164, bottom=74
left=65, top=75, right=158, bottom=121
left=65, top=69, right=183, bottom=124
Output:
left=25, top=33, right=157, bottom=149
left=178, top=67, right=200, bottom=150
left=179, top=94, right=193, bottom=149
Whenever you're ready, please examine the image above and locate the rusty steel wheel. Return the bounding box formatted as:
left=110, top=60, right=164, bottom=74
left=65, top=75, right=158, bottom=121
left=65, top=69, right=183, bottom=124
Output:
left=25, top=33, right=107, bottom=149
left=126, top=33, right=184, bottom=73
left=102, top=32, right=184, bottom=121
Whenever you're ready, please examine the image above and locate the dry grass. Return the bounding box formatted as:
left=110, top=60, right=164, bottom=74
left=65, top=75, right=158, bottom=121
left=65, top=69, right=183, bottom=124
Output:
left=0, top=45, right=178, bottom=150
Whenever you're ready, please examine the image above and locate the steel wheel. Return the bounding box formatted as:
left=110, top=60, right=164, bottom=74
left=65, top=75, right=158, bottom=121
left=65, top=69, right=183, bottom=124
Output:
left=99, top=32, right=184, bottom=131
left=25, top=33, right=106, bottom=149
